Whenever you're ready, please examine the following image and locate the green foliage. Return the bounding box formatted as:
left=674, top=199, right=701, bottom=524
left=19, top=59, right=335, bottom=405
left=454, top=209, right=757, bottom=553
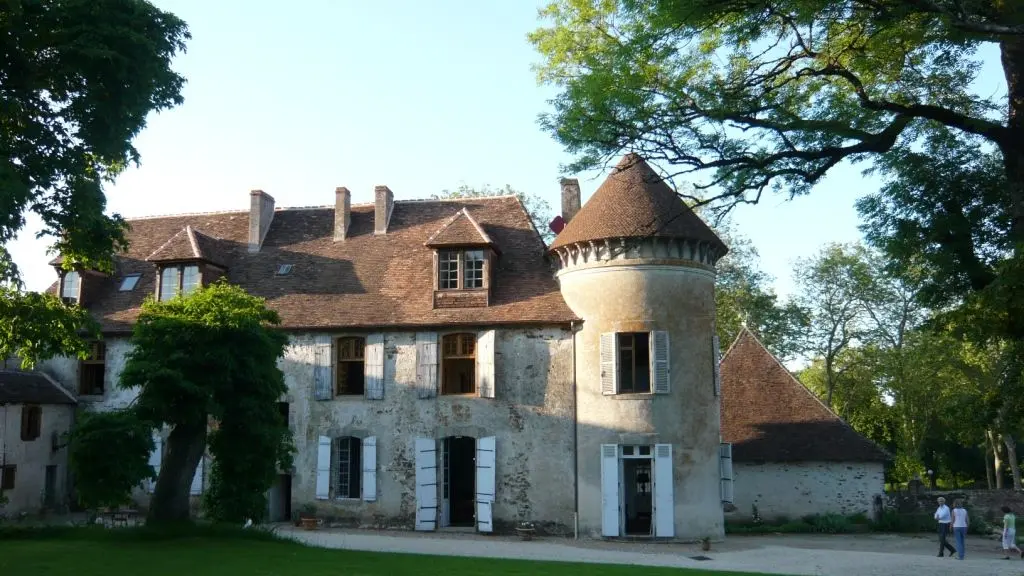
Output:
left=726, top=513, right=856, bottom=534
left=434, top=184, right=556, bottom=243
left=67, top=410, right=155, bottom=509
left=0, top=287, right=99, bottom=368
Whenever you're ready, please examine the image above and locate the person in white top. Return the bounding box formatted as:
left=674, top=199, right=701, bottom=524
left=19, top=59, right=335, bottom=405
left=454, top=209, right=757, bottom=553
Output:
left=934, top=497, right=956, bottom=558
left=951, top=499, right=969, bottom=560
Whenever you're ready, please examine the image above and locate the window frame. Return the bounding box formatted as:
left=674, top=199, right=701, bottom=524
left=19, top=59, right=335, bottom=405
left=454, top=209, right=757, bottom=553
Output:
left=21, top=404, right=42, bottom=441
left=617, top=333, right=652, bottom=394
left=334, top=436, right=363, bottom=500
left=158, top=264, right=202, bottom=301
left=119, top=273, right=142, bottom=292
left=335, top=336, right=367, bottom=397
left=437, top=249, right=488, bottom=291
left=79, top=340, right=106, bottom=396
left=0, top=465, right=14, bottom=490
left=61, top=270, right=80, bottom=303
left=441, top=332, right=477, bottom=395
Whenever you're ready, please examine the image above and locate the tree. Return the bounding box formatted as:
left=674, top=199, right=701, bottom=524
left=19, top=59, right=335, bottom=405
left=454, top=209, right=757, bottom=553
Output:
left=67, top=410, right=155, bottom=510
left=0, top=0, right=190, bottom=366
left=71, top=282, right=292, bottom=524
left=434, top=184, right=556, bottom=243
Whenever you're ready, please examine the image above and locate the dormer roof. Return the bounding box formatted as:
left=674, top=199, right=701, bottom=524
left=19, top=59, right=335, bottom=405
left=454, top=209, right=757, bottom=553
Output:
left=424, top=208, right=496, bottom=249
left=145, top=225, right=227, bottom=268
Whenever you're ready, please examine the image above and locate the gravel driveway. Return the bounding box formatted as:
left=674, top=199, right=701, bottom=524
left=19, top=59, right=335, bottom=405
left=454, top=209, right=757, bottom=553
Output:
left=278, top=526, right=1024, bottom=576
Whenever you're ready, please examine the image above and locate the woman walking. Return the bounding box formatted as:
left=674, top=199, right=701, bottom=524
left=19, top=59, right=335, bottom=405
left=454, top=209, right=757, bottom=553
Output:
left=951, top=499, right=969, bottom=560
left=1002, top=506, right=1023, bottom=559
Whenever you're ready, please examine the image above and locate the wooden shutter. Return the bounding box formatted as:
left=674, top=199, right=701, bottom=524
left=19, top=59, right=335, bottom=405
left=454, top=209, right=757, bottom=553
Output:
left=475, top=436, right=496, bottom=533
left=190, top=457, right=204, bottom=495
left=476, top=330, right=496, bottom=399
left=600, top=333, right=618, bottom=395
left=147, top=433, right=162, bottom=493
left=415, top=438, right=438, bottom=531
left=651, top=331, right=670, bottom=394
left=365, top=333, right=385, bottom=400
left=313, top=336, right=333, bottom=401
left=362, top=436, right=377, bottom=502
left=720, top=443, right=734, bottom=504
left=654, top=444, right=674, bottom=537
left=416, top=332, right=438, bottom=399
left=315, top=435, right=331, bottom=500
left=713, top=335, right=721, bottom=397
left=600, top=444, right=620, bottom=537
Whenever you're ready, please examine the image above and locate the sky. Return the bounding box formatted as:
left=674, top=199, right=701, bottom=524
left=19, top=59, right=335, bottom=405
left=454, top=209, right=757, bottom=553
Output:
left=7, top=1, right=1009, bottom=299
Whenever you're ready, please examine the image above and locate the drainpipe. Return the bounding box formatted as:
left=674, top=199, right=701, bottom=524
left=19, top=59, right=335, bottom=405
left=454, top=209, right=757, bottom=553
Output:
left=571, top=320, right=579, bottom=540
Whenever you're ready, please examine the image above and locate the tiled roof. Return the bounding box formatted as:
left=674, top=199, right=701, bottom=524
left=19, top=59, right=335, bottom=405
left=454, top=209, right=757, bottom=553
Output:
left=0, top=370, right=77, bottom=405
left=146, top=225, right=227, bottom=268
left=424, top=208, right=495, bottom=248
left=720, top=328, right=889, bottom=462
left=49, top=196, right=577, bottom=332
left=550, top=154, right=727, bottom=253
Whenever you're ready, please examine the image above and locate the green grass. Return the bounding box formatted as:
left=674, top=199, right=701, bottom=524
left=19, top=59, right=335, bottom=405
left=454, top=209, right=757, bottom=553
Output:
left=0, top=526, right=770, bottom=576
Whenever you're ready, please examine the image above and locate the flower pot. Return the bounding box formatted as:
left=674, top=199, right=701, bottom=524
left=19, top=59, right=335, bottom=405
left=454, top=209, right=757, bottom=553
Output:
left=516, top=527, right=535, bottom=541
left=701, top=539, right=711, bottom=552
left=300, top=517, right=317, bottom=531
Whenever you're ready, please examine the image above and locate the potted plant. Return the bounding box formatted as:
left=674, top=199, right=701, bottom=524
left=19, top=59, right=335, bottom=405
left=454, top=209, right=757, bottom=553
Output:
left=516, top=520, right=536, bottom=541
left=299, top=504, right=318, bottom=531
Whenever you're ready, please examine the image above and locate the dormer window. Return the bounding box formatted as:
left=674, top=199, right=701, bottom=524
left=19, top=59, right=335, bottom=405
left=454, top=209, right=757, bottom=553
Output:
left=61, top=271, right=80, bottom=303
left=159, top=264, right=201, bottom=301
left=439, top=249, right=485, bottom=290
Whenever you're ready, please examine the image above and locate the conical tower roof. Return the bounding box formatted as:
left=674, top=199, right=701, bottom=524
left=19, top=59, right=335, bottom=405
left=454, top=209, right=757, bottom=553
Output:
left=549, top=154, right=727, bottom=255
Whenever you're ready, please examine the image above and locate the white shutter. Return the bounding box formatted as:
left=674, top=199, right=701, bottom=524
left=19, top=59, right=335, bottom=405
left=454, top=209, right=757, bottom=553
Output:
left=362, top=436, right=377, bottom=502
left=415, top=438, right=438, bottom=530
left=654, top=444, right=674, bottom=537
left=315, top=436, right=331, bottom=500
left=720, top=443, right=734, bottom=504
left=651, top=331, right=670, bottom=394
left=190, top=456, right=204, bottom=495
left=416, top=332, right=439, bottom=399
left=476, top=330, right=496, bottom=399
left=365, top=333, right=385, bottom=400
left=713, top=335, right=721, bottom=397
left=475, top=436, right=496, bottom=533
left=313, top=336, right=333, bottom=400
left=600, top=444, right=620, bottom=537
left=600, top=333, right=618, bottom=395
left=147, top=433, right=163, bottom=493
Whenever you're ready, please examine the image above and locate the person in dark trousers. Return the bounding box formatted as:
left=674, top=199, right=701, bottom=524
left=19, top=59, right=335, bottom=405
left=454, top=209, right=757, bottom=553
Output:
left=934, top=496, right=956, bottom=558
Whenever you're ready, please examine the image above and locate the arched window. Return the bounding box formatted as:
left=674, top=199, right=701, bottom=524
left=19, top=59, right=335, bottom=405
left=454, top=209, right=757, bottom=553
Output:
left=442, top=333, right=476, bottom=395
left=335, top=336, right=366, bottom=396
left=333, top=436, right=362, bottom=499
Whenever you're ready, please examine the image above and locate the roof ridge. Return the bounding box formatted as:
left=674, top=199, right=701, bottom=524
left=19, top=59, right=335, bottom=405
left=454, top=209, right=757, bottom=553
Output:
left=185, top=225, right=201, bottom=259
left=144, top=227, right=189, bottom=261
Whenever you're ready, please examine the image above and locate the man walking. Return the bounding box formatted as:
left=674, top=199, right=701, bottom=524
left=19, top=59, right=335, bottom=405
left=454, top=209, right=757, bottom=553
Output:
left=935, top=497, right=956, bottom=557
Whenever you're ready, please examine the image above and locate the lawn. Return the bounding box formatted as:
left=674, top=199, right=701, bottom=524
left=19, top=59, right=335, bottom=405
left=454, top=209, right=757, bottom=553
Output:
left=0, top=527, right=770, bottom=576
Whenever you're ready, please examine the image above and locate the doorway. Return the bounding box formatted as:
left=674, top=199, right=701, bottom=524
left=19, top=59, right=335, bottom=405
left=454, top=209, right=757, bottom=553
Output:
left=267, top=474, right=292, bottom=522
left=44, top=465, right=57, bottom=508
left=442, top=436, right=476, bottom=528
left=621, top=447, right=653, bottom=536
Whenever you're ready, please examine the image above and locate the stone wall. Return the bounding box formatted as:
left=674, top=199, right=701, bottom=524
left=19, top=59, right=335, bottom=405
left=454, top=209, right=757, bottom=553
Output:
left=889, top=489, right=1024, bottom=524
left=731, top=461, right=885, bottom=521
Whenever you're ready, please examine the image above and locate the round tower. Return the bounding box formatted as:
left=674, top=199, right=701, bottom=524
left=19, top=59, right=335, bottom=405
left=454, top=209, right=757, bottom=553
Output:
left=550, top=154, right=729, bottom=540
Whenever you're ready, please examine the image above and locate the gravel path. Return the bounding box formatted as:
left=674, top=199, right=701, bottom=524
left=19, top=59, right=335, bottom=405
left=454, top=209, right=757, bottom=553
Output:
left=278, top=527, right=1024, bottom=576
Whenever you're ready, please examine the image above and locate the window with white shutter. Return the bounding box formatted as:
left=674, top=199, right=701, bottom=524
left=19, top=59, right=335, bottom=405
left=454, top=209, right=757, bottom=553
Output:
left=313, top=335, right=333, bottom=401
left=416, top=332, right=439, bottom=398
left=315, top=435, right=331, bottom=499
left=602, top=331, right=670, bottom=395
left=362, top=436, right=377, bottom=502
left=713, top=335, right=721, bottom=397
left=365, top=333, right=385, bottom=400
left=599, top=333, right=618, bottom=395
left=476, top=330, right=496, bottom=399
left=651, top=331, right=670, bottom=394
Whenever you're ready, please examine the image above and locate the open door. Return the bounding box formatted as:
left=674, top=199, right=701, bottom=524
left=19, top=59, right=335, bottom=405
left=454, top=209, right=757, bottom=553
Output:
left=475, top=436, right=496, bottom=533
left=415, top=438, right=438, bottom=531
left=653, top=444, right=674, bottom=537
left=600, top=444, right=620, bottom=537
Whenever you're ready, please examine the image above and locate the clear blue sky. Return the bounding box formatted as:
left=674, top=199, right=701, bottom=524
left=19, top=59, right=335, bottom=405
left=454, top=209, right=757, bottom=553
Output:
left=7, top=0, right=1008, bottom=298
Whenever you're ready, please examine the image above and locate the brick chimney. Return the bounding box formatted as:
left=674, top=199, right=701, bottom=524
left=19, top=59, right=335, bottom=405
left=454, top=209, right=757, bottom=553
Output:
left=374, top=185, right=394, bottom=235
left=560, top=178, right=581, bottom=224
left=334, top=186, right=351, bottom=241
left=248, top=189, right=275, bottom=253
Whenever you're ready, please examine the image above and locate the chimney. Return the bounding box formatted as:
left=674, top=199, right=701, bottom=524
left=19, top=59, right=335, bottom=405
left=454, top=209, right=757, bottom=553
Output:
left=560, top=178, right=581, bottom=224
left=374, top=185, right=394, bottom=235
left=248, top=189, right=275, bottom=253
left=334, top=187, right=351, bottom=241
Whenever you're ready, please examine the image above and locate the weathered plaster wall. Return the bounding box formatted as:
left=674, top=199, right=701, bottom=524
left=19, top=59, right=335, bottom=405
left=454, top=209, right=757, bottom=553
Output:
left=285, top=327, right=576, bottom=533
left=0, top=403, right=75, bottom=514
left=39, top=337, right=137, bottom=409
left=558, top=258, right=724, bottom=540
left=732, top=461, right=885, bottom=521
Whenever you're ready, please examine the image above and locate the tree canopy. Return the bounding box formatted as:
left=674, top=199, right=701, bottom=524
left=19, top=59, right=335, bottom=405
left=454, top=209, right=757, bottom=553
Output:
left=0, top=0, right=189, bottom=366
left=434, top=184, right=557, bottom=243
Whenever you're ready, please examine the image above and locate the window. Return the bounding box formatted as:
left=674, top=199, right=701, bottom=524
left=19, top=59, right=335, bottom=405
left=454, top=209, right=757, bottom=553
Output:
left=21, top=405, right=42, bottom=441
left=336, top=337, right=365, bottom=396
left=61, top=271, right=80, bottom=302
left=278, top=402, right=289, bottom=427
left=438, top=249, right=487, bottom=290
left=334, top=437, right=362, bottom=499
left=119, top=274, right=141, bottom=291
left=617, top=333, right=651, bottom=393
left=0, top=465, right=14, bottom=490
left=79, top=340, right=106, bottom=395
left=159, top=265, right=201, bottom=301
left=442, top=333, right=476, bottom=394
left=276, top=264, right=293, bottom=276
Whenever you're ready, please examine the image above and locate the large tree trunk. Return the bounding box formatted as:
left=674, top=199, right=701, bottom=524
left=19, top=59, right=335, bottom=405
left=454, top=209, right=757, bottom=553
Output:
left=148, top=423, right=206, bottom=524
left=989, top=429, right=1005, bottom=489
left=986, top=440, right=995, bottom=489
left=1006, top=433, right=1023, bottom=491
